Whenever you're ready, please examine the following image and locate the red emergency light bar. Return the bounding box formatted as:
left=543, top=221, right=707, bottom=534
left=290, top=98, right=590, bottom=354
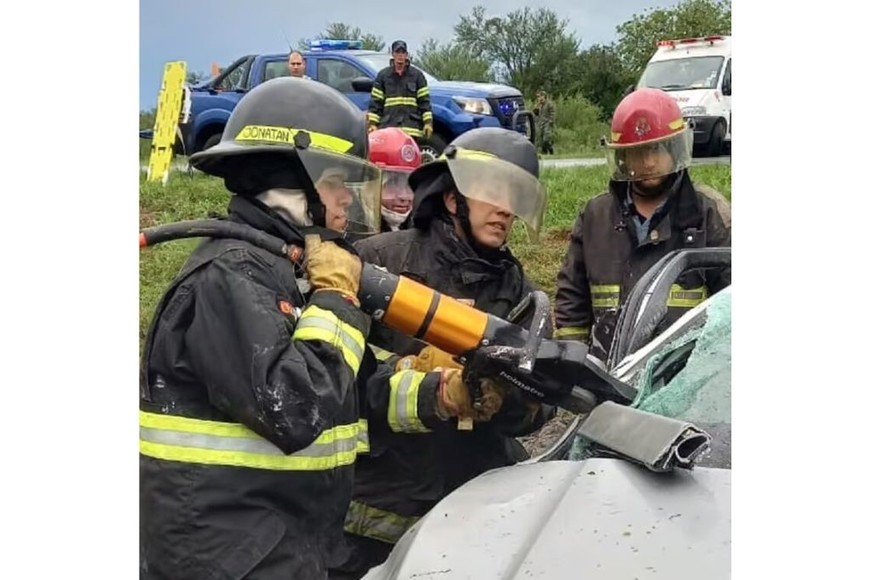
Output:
left=658, top=35, right=726, bottom=48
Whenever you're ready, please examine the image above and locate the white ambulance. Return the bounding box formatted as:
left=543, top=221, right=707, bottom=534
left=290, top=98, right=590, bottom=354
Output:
left=636, top=35, right=732, bottom=156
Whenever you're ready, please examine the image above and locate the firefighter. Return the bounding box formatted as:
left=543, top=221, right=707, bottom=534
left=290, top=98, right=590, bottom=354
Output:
left=366, top=40, right=433, bottom=143
left=139, top=77, right=494, bottom=580
left=330, top=127, right=555, bottom=579
left=368, top=127, right=421, bottom=232
left=553, top=87, right=731, bottom=363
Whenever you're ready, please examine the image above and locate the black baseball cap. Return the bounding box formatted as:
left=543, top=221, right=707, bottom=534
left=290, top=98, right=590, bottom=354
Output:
left=391, top=40, right=408, bottom=53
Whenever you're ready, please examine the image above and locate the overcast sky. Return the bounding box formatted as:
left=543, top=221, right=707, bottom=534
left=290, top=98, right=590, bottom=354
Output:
left=139, top=0, right=682, bottom=109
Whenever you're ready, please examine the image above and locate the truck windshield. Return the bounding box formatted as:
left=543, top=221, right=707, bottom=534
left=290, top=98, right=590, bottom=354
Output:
left=638, top=56, right=724, bottom=91
left=355, top=54, right=440, bottom=83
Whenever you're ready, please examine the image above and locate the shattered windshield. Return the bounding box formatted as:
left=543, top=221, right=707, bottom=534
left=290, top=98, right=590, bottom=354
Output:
left=570, top=287, right=732, bottom=468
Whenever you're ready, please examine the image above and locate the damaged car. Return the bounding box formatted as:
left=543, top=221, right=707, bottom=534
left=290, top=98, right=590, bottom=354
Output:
left=363, top=247, right=732, bottom=580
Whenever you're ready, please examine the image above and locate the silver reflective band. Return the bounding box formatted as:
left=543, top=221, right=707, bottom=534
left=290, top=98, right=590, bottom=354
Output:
left=296, top=315, right=364, bottom=364
left=140, top=426, right=357, bottom=458
left=393, top=372, right=416, bottom=431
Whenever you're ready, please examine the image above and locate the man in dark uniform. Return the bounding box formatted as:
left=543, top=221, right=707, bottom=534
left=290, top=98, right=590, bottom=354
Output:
left=554, top=87, right=731, bottom=363
left=367, top=40, right=433, bottom=143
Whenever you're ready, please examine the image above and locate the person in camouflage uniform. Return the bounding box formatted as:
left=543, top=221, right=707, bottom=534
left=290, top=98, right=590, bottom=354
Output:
left=534, top=90, right=556, bottom=155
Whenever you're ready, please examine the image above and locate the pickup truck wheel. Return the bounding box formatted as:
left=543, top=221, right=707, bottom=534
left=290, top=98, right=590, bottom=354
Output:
left=418, top=134, right=447, bottom=164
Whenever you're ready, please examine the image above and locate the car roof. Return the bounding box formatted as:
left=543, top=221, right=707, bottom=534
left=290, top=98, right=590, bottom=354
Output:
left=259, top=49, right=380, bottom=59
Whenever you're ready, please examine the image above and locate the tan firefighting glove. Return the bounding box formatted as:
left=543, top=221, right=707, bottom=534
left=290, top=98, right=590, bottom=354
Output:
left=394, top=345, right=462, bottom=373
left=304, top=234, right=362, bottom=305
left=367, top=124, right=377, bottom=133
left=423, top=123, right=433, bottom=139
left=436, top=368, right=504, bottom=423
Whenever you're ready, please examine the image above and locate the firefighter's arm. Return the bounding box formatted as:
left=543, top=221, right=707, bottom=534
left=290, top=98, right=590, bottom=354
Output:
left=368, top=70, right=386, bottom=128
left=375, top=342, right=546, bottom=436
left=415, top=70, right=433, bottom=134
left=554, top=210, right=593, bottom=343
left=186, top=248, right=369, bottom=456
left=364, top=348, right=502, bottom=434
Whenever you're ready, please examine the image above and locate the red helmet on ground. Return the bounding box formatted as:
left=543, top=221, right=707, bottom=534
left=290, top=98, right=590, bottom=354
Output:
left=368, top=128, right=421, bottom=227
left=605, top=88, right=693, bottom=182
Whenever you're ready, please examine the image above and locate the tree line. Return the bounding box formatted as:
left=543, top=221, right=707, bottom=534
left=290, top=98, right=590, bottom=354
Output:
left=297, top=0, right=731, bottom=119
left=142, top=0, right=730, bottom=126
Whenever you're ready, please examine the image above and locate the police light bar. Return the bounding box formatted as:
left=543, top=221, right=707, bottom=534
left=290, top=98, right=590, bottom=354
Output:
left=309, top=39, right=364, bottom=51
left=658, top=35, right=726, bottom=48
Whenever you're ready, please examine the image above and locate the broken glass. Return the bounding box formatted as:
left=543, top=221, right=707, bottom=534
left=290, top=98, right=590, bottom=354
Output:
left=570, top=287, right=732, bottom=469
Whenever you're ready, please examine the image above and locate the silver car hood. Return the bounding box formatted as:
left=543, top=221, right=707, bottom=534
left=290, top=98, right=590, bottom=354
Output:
left=363, top=458, right=730, bottom=579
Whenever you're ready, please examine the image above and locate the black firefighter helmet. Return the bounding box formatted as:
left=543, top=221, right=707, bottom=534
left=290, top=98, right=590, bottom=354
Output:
left=408, top=127, right=547, bottom=242
left=189, top=76, right=382, bottom=232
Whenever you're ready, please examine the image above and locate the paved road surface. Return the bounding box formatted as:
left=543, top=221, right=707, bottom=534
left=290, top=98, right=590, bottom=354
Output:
left=541, top=156, right=731, bottom=169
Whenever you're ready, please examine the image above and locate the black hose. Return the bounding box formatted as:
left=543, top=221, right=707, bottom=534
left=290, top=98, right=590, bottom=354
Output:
left=140, top=219, right=298, bottom=262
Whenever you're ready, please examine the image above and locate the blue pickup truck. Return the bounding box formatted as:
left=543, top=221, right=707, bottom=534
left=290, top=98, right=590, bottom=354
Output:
left=143, top=40, right=534, bottom=162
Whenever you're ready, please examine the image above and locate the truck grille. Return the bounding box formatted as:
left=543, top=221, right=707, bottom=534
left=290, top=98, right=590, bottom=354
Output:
left=490, top=96, right=526, bottom=129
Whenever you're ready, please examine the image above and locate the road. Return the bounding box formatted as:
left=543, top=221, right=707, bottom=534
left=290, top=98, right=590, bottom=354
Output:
left=141, top=155, right=730, bottom=174
left=541, top=155, right=731, bottom=169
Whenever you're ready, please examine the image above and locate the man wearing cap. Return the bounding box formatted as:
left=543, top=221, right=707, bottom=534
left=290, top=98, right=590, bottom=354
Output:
left=367, top=40, right=433, bottom=143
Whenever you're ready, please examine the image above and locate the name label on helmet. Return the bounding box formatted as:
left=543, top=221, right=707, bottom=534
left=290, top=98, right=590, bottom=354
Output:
left=235, top=125, right=354, bottom=154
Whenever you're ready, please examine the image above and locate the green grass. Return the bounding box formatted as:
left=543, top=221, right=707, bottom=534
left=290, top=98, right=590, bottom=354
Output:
left=139, top=164, right=732, bottom=343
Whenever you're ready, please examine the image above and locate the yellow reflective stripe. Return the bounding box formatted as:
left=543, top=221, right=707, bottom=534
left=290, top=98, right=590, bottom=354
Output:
left=388, top=371, right=430, bottom=433
left=667, top=284, right=708, bottom=308
left=591, top=284, right=620, bottom=309
left=437, top=147, right=498, bottom=161
left=416, top=87, right=430, bottom=98
left=384, top=97, right=418, bottom=107
left=367, top=112, right=381, bottom=124
left=357, top=419, right=370, bottom=453
left=370, top=344, right=397, bottom=362
left=371, top=87, right=385, bottom=100
left=139, top=411, right=362, bottom=471
left=422, top=112, right=433, bottom=123
left=293, top=305, right=365, bottom=374
left=234, top=125, right=353, bottom=154
left=401, top=127, right=423, bottom=137
left=554, top=326, right=590, bottom=340
left=344, top=500, right=420, bottom=544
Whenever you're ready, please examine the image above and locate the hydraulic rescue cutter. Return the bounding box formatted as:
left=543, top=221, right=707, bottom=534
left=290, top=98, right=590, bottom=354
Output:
left=139, top=219, right=638, bottom=415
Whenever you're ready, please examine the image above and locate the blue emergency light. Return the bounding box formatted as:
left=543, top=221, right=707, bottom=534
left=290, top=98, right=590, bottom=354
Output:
left=308, top=39, right=363, bottom=51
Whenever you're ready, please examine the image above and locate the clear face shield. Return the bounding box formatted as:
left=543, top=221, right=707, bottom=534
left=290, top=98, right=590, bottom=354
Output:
left=443, top=149, right=548, bottom=243
left=299, top=149, right=383, bottom=235
left=606, top=129, right=693, bottom=182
